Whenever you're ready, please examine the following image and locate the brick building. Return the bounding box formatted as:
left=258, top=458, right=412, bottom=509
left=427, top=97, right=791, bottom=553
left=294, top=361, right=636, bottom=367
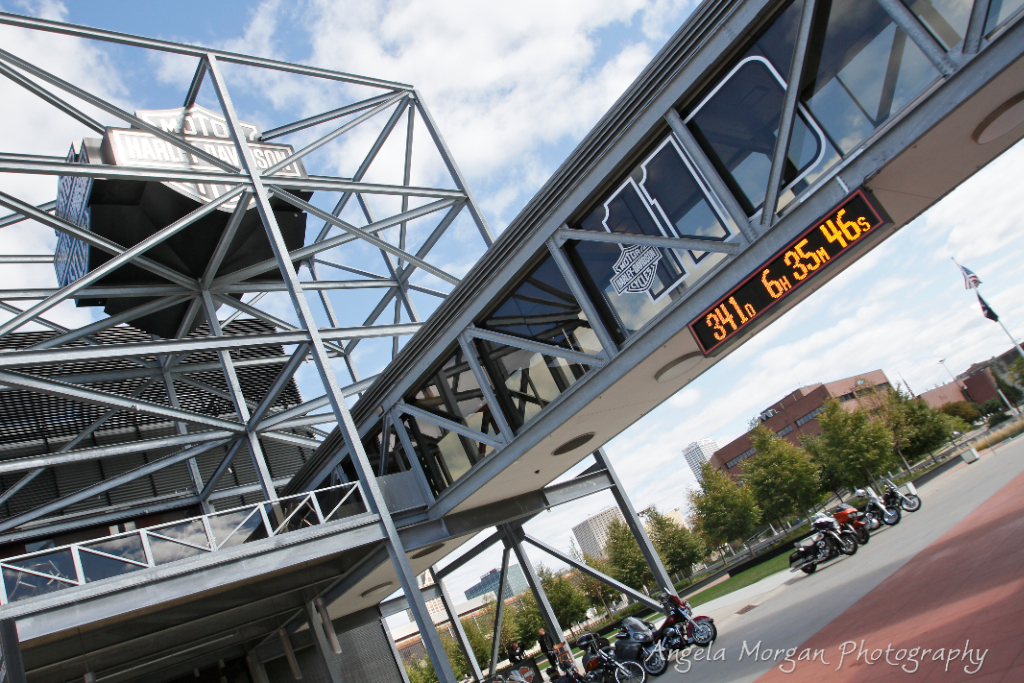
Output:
left=710, top=370, right=891, bottom=477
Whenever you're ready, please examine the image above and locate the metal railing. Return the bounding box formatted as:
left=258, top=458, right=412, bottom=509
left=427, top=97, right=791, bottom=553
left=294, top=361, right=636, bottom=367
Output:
left=0, top=482, right=365, bottom=604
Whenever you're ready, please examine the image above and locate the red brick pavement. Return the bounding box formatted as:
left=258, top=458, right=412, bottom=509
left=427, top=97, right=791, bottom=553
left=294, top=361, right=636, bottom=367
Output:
left=755, top=468, right=1024, bottom=682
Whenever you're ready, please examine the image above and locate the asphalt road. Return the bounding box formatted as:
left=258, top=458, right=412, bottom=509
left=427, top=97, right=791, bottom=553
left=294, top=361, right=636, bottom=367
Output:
left=655, top=436, right=1024, bottom=683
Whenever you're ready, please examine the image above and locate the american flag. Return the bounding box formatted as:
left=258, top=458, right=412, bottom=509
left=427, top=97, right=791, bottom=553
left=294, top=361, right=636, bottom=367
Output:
left=955, top=261, right=981, bottom=289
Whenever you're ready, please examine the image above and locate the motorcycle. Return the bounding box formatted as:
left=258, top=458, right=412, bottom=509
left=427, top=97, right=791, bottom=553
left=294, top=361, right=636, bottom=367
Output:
left=615, top=616, right=667, bottom=676
left=856, top=487, right=901, bottom=528
left=575, top=632, right=646, bottom=683
left=789, top=512, right=858, bottom=574
left=881, top=478, right=922, bottom=512
left=832, top=504, right=870, bottom=545
left=650, top=593, right=716, bottom=655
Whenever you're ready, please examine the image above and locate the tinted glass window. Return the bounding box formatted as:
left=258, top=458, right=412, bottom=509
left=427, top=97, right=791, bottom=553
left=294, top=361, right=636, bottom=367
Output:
left=902, top=0, right=971, bottom=50
left=985, top=0, right=1024, bottom=36
left=687, top=57, right=827, bottom=215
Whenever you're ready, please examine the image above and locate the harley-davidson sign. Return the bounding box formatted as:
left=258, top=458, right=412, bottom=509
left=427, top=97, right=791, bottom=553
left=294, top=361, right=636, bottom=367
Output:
left=610, top=244, right=662, bottom=296
left=106, top=104, right=305, bottom=211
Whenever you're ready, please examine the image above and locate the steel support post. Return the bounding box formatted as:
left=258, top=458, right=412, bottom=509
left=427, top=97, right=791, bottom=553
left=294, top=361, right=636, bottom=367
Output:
left=162, top=366, right=207, bottom=510
left=432, top=567, right=483, bottom=682
left=502, top=524, right=564, bottom=642
left=305, top=602, right=343, bottom=683
left=457, top=334, right=514, bottom=442
left=876, top=0, right=956, bottom=77
left=544, top=237, right=618, bottom=358
left=664, top=109, right=756, bottom=242
left=489, top=544, right=512, bottom=677
left=963, top=0, right=993, bottom=54
left=314, top=597, right=343, bottom=654
left=200, top=291, right=276, bottom=501
left=207, top=54, right=459, bottom=683
left=592, top=448, right=676, bottom=596
left=391, top=407, right=436, bottom=504
left=762, top=0, right=817, bottom=227
left=381, top=618, right=414, bottom=683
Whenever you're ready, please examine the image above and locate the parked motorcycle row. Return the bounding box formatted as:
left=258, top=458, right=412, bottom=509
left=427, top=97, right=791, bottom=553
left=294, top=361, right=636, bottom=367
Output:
left=544, top=593, right=716, bottom=683
left=527, top=479, right=921, bottom=683
left=789, top=478, right=922, bottom=575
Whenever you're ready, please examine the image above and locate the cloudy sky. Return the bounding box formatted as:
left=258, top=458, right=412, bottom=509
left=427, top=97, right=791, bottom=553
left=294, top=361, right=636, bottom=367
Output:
left=1, top=0, right=1022, bottom=611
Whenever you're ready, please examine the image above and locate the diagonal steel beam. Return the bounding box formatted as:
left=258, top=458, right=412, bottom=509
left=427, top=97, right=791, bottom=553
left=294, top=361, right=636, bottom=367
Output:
left=263, top=92, right=402, bottom=141
left=0, top=46, right=236, bottom=171
left=488, top=545, right=512, bottom=677
left=248, top=343, right=309, bottom=428
left=554, top=227, right=741, bottom=254
left=762, top=0, right=817, bottom=227
left=215, top=196, right=459, bottom=285
left=396, top=401, right=504, bottom=448
left=413, top=92, right=495, bottom=246
left=0, top=59, right=105, bottom=133
left=197, top=439, right=243, bottom=503
left=271, top=189, right=460, bottom=285
left=876, top=0, right=956, bottom=77
left=0, top=438, right=231, bottom=533
left=522, top=533, right=660, bottom=610
left=0, top=11, right=412, bottom=89
left=0, top=190, right=197, bottom=288
left=314, top=96, right=414, bottom=242
left=0, top=186, right=242, bottom=337
left=963, top=0, right=993, bottom=55
left=0, top=369, right=245, bottom=432
left=201, top=290, right=276, bottom=500
left=29, top=295, right=191, bottom=350
left=0, top=199, right=55, bottom=229
left=264, top=94, right=406, bottom=177
left=465, top=326, right=606, bottom=368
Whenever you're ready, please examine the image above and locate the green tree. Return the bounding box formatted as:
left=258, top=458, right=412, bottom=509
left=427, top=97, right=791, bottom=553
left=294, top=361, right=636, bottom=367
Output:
left=1009, top=357, right=1024, bottom=388
left=744, top=426, right=821, bottom=525
left=876, top=388, right=919, bottom=469
left=569, top=544, right=620, bottom=620
left=941, top=401, right=979, bottom=423
left=904, top=398, right=957, bottom=460
left=605, top=518, right=655, bottom=591
left=995, top=371, right=1022, bottom=404
left=980, top=397, right=1004, bottom=416
left=538, top=564, right=589, bottom=629
left=509, top=591, right=545, bottom=651
left=643, top=507, right=706, bottom=579
left=687, top=463, right=761, bottom=551
left=811, top=399, right=895, bottom=487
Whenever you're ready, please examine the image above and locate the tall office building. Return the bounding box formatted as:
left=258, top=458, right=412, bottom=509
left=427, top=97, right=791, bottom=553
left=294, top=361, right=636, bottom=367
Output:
left=464, top=565, right=530, bottom=601
left=573, top=507, right=627, bottom=560
left=684, top=438, right=719, bottom=482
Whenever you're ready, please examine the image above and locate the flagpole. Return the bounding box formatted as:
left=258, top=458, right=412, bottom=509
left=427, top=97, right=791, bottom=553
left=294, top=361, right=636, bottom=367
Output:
left=996, top=318, right=1024, bottom=362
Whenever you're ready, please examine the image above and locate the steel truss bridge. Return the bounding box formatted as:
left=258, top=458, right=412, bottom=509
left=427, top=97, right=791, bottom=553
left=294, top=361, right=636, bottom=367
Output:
left=0, top=1, right=1022, bottom=683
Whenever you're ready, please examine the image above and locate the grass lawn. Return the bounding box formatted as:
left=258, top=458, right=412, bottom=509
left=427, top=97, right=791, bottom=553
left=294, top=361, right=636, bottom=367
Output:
left=686, top=553, right=791, bottom=608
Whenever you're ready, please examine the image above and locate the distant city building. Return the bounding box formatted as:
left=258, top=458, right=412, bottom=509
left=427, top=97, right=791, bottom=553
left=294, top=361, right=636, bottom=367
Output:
left=711, top=370, right=891, bottom=477
left=464, top=564, right=529, bottom=602
left=684, top=438, right=719, bottom=481
left=663, top=508, right=691, bottom=530
left=573, top=507, right=627, bottom=559
left=919, top=362, right=1005, bottom=409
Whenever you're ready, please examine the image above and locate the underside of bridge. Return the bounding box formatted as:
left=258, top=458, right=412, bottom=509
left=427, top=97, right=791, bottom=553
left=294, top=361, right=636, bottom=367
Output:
left=0, top=1, right=1022, bottom=682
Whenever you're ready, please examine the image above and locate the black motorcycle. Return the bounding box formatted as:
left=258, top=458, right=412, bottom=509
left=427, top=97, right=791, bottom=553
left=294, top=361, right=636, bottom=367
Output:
left=881, top=478, right=922, bottom=512
left=615, top=616, right=666, bottom=676
left=856, top=487, right=901, bottom=528
left=789, top=512, right=858, bottom=574
left=575, top=633, right=646, bottom=683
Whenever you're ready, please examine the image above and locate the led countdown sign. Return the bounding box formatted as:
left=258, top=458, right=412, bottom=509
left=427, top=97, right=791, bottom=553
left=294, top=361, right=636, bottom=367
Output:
left=689, top=189, right=887, bottom=354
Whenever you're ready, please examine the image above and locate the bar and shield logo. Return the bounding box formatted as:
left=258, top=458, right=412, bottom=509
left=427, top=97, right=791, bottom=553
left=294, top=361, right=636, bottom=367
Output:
left=610, top=244, right=662, bottom=295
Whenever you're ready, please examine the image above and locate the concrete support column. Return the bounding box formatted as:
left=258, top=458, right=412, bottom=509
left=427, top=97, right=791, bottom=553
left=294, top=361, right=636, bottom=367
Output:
left=246, top=654, right=270, bottom=683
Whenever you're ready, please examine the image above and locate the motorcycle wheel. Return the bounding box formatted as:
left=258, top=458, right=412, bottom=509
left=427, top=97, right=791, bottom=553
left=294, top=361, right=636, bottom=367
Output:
left=882, top=506, right=902, bottom=525
left=801, top=563, right=817, bottom=574
left=840, top=534, right=858, bottom=556
left=691, top=618, right=717, bottom=647
left=614, top=661, right=646, bottom=683
left=856, top=527, right=870, bottom=545
left=901, top=495, right=922, bottom=512
left=642, top=647, right=668, bottom=676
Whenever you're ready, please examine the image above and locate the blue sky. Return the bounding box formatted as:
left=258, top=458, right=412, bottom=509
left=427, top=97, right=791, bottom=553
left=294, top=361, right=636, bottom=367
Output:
left=1, top=0, right=1022, bottom=607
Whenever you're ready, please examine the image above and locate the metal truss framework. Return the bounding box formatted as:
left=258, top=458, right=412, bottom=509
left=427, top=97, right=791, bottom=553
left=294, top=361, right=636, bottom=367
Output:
left=0, top=1, right=1019, bottom=682
left=0, top=11, right=495, bottom=683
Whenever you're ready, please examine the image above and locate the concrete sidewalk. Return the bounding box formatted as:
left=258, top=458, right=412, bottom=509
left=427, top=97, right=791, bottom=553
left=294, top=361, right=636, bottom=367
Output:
left=754, top=464, right=1024, bottom=682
